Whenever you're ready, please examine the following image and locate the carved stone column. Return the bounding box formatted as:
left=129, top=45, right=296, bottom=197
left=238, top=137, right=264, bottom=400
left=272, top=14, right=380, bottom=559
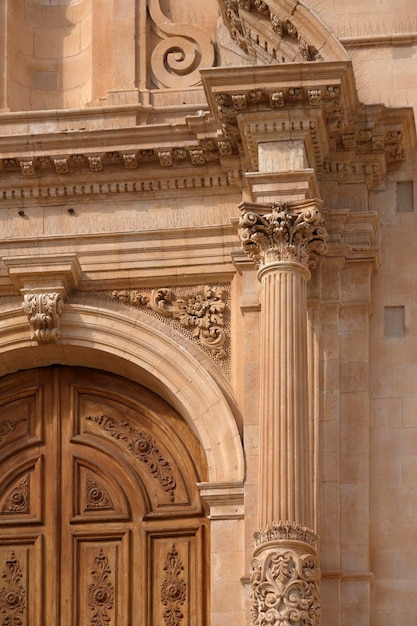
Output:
left=238, top=199, right=328, bottom=626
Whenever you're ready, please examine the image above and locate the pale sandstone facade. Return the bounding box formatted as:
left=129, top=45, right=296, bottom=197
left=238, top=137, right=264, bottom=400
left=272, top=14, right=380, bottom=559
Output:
left=0, top=1, right=416, bottom=625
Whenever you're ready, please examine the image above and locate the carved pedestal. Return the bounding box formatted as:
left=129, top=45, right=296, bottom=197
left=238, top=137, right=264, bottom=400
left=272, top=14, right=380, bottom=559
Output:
left=239, top=200, right=328, bottom=626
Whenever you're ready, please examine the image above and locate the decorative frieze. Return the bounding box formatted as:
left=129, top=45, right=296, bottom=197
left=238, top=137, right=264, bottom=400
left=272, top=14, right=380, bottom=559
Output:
left=238, top=200, right=328, bottom=270
left=253, top=521, right=318, bottom=548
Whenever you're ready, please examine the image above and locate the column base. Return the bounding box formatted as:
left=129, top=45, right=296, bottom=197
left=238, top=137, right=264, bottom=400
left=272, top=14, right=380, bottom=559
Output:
left=250, top=525, right=320, bottom=625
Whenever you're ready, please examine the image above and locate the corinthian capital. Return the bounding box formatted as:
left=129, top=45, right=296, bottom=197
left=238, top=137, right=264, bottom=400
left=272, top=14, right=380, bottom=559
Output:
left=238, top=199, right=328, bottom=270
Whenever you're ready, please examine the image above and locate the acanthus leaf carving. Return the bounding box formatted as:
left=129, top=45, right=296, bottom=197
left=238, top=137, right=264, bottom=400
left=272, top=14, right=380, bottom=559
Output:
left=0, top=552, right=26, bottom=625
left=161, top=544, right=187, bottom=626
left=110, top=285, right=228, bottom=360
left=238, top=200, right=328, bottom=270
left=250, top=545, right=320, bottom=626
left=85, top=414, right=176, bottom=502
left=88, top=548, right=114, bottom=626
left=22, top=291, right=64, bottom=343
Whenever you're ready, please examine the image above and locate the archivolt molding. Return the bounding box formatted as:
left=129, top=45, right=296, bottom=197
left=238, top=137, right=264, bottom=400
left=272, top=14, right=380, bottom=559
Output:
left=218, top=0, right=349, bottom=64
left=0, top=301, right=244, bottom=485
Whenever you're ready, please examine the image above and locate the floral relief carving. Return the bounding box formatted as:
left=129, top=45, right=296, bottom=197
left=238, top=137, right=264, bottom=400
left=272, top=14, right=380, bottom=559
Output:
left=84, top=474, right=114, bottom=512
left=0, top=552, right=26, bottom=625
left=161, top=544, right=187, bottom=626
left=85, top=414, right=176, bottom=502
left=88, top=548, right=114, bottom=626
left=239, top=201, right=328, bottom=270
left=110, top=285, right=228, bottom=360
left=250, top=546, right=320, bottom=626
left=22, top=292, right=64, bottom=343
left=1, top=476, right=29, bottom=514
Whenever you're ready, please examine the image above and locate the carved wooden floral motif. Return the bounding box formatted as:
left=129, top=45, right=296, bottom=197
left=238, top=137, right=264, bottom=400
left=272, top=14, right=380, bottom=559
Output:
left=0, top=476, right=29, bottom=514
left=84, top=474, right=114, bottom=512
left=86, top=414, right=176, bottom=502
left=161, top=544, right=187, bottom=626
left=88, top=549, right=114, bottom=626
left=0, top=553, right=26, bottom=625
left=110, top=285, right=228, bottom=360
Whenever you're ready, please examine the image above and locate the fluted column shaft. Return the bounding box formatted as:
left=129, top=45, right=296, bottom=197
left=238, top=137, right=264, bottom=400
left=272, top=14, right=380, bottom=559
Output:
left=258, top=260, right=311, bottom=529
left=238, top=199, right=328, bottom=626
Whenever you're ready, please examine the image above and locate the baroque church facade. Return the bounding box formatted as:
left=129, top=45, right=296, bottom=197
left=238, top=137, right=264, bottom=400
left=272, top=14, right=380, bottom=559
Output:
left=0, top=0, right=416, bottom=624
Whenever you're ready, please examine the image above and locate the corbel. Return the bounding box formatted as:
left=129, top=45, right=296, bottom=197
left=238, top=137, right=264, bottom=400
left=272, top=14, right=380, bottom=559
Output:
left=3, top=254, right=82, bottom=343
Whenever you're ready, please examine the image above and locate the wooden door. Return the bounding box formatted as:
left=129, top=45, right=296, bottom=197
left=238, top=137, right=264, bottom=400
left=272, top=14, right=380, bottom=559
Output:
left=0, top=367, right=208, bottom=626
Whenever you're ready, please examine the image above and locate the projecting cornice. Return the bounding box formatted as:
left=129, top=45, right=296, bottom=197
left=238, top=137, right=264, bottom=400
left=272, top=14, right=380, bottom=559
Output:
left=201, top=61, right=415, bottom=190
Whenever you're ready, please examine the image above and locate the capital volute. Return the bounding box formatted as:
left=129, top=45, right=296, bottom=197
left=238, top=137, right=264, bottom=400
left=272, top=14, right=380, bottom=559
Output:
left=238, top=199, right=328, bottom=273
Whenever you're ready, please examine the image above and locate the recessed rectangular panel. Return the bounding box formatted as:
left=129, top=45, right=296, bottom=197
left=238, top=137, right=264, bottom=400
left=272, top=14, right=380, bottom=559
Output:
left=72, top=534, right=131, bottom=626
left=0, top=536, right=43, bottom=626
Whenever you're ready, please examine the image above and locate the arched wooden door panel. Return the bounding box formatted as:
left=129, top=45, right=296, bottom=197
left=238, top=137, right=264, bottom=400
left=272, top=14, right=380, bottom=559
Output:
left=0, top=367, right=208, bottom=626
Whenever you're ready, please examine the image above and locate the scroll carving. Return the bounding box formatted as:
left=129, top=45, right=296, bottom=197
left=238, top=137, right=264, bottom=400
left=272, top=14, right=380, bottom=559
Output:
left=161, top=544, right=187, bottom=626
left=0, top=553, right=26, bottom=625
left=88, top=548, right=114, bottom=626
left=0, top=418, right=26, bottom=442
left=1, top=476, right=29, bottom=514
left=148, top=0, right=215, bottom=88
left=110, top=285, right=227, bottom=360
left=250, top=544, right=320, bottom=626
left=84, top=474, right=114, bottom=512
left=22, top=292, right=64, bottom=343
left=86, top=414, right=176, bottom=502
left=239, top=200, right=328, bottom=270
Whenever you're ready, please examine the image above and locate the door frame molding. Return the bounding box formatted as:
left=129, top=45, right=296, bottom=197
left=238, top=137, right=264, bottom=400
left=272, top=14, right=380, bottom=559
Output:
left=0, top=300, right=244, bottom=486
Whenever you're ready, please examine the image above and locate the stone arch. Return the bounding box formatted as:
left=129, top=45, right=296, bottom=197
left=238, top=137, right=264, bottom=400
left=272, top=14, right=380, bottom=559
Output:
left=218, top=0, right=349, bottom=65
left=0, top=300, right=244, bottom=486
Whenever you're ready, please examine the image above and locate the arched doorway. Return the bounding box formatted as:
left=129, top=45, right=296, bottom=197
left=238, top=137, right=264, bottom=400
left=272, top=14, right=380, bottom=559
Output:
left=0, top=366, right=208, bottom=625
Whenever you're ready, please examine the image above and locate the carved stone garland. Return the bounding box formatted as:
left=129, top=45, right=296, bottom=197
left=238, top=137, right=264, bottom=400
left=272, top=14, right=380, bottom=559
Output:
left=238, top=200, right=327, bottom=626
left=0, top=553, right=26, bottom=625
left=161, top=544, right=187, bottom=626
left=110, top=284, right=228, bottom=360
left=88, top=548, right=114, bottom=626
left=86, top=414, right=176, bottom=502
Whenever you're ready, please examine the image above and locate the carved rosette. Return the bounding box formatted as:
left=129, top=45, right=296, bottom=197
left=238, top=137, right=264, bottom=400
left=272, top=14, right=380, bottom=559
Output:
left=0, top=553, right=26, bottom=625
left=161, top=544, right=187, bottom=626
left=1, top=476, right=29, bottom=513
left=250, top=527, right=320, bottom=626
left=84, top=474, right=114, bottom=512
left=86, top=414, right=176, bottom=502
left=238, top=200, right=328, bottom=271
left=22, top=291, right=64, bottom=343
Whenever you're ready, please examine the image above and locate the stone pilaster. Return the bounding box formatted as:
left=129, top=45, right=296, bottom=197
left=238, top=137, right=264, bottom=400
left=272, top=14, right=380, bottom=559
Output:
left=238, top=199, right=328, bottom=626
